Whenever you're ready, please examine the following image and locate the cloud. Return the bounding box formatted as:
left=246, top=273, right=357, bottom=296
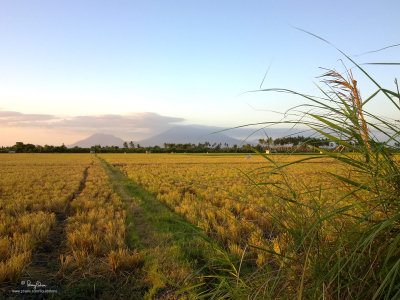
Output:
left=0, top=111, right=56, bottom=125
left=0, top=110, right=185, bottom=139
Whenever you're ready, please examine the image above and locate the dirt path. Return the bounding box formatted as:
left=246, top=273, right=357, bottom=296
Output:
left=3, top=164, right=91, bottom=299
left=28, top=165, right=90, bottom=273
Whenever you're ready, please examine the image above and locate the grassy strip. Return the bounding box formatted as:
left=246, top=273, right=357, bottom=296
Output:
left=99, top=157, right=225, bottom=299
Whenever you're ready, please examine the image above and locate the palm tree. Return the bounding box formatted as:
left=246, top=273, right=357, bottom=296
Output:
left=266, top=137, right=273, bottom=148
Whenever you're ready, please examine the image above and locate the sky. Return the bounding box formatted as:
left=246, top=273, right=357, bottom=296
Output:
left=0, top=0, right=399, bottom=146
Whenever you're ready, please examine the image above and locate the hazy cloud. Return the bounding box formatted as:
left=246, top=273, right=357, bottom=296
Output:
left=0, top=111, right=56, bottom=125
left=0, top=110, right=185, bottom=139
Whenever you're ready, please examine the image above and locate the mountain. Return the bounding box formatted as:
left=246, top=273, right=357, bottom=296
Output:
left=225, top=127, right=304, bottom=144
left=68, top=126, right=308, bottom=148
left=69, top=133, right=125, bottom=148
left=138, top=125, right=243, bottom=146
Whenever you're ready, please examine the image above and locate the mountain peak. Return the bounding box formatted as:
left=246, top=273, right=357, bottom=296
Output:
left=69, top=133, right=125, bottom=148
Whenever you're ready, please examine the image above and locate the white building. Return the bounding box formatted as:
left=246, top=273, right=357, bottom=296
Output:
left=320, top=142, right=339, bottom=149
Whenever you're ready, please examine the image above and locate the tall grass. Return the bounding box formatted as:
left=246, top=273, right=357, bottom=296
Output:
left=206, top=38, right=400, bottom=299
left=281, top=66, right=400, bottom=299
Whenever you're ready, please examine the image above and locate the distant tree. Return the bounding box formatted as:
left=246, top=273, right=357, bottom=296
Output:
left=91, top=144, right=102, bottom=153
left=241, top=144, right=253, bottom=153
left=43, top=145, right=54, bottom=153
left=14, top=142, right=25, bottom=153
left=266, top=137, right=273, bottom=148
left=54, top=143, right=67, bottom=153
left=123, top=141, right=128, bottom=149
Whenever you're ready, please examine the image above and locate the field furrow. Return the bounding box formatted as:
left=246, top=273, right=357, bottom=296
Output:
left=0, top=154, right=92, bottom=292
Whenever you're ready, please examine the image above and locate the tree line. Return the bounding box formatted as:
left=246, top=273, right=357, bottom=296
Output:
left=262, top=135, right=331, bottom=146
left=1, top=141, right=255, bottom=153
left=0, top=136, right=348, bottom=154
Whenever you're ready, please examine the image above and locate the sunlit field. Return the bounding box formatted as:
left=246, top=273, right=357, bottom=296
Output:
left=1, top=152, right=385, bottom=298
left=101, top=154, right=349, bottom=263
left=0, top=154, right=141, bottom=298
left=0, top=154, right=90, bottom=282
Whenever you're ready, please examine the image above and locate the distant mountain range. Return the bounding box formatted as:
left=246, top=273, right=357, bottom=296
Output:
left=138, top=125, right=242, bottom=146
left=68, top=125, right=301, bottom=148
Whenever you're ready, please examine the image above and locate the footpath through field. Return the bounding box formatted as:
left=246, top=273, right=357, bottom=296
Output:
left=99, top=157, right=225, bottom=299
left=1, top=160, right=93, bottom=300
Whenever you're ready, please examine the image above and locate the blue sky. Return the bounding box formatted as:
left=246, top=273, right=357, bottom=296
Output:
left=0, top=0, right=399, bottom=145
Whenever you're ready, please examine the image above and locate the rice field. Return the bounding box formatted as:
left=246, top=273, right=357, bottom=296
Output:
left=0, top=154, right=140, bottom=298
left=0, top=152, right=394, bottom=298
left=101, top=154, right=349, bottom=263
